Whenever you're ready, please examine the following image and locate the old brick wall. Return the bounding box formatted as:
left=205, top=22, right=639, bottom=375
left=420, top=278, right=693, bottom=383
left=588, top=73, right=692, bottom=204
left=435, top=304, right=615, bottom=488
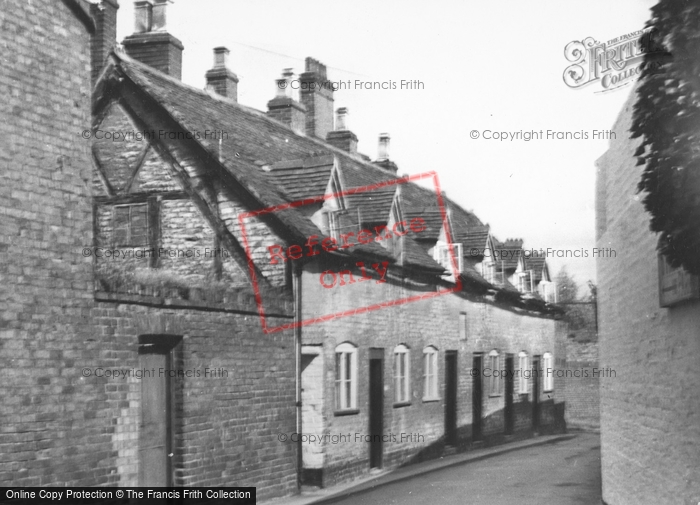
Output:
left=564, top=341, right=599, bottom=430
left=0, top=0, right=105, bottom=486
left=298, top=260, right=565, bottom=487
left=596, top=92, right=700, bottom=504
left=90, top=299, right=298, bottom=499
left=0, top=4, right=299, bottom=497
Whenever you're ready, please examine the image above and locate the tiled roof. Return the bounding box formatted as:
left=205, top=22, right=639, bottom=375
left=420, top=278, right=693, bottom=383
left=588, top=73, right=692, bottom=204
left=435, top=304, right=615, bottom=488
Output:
left=457, top=225, right=490, bottom=254
left=492, top=239, right=522, bottom=271
left=104, top=52, right=556, bottom=307
left=268, top=155, right=334, bottom=203
left=400, top=236, right=445, bottom=273
left=400, top=184, right=446, bottom=241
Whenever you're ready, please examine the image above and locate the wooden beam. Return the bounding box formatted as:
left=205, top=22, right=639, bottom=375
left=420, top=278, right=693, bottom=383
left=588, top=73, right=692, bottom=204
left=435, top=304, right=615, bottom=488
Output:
left=114, top=91, right=275, bottom=291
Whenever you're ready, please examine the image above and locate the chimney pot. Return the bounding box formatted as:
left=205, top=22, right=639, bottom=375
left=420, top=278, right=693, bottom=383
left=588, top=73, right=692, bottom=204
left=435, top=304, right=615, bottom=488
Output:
left=206, top=46, right=238, bottom=101
left=133, top=0, right=152, bottom=33
left=267, top=68, right=306, bottom=134
left=378, top=133, right=390, bottom=160
left=123, top=0, right=183, bottom=79
left=326, top=107, right=358, bottom=154
left=213, top=46, right=229, bottom=68
left=151, top=0, right=171, bottom=31
left=335, top=107, right=349, bottom=131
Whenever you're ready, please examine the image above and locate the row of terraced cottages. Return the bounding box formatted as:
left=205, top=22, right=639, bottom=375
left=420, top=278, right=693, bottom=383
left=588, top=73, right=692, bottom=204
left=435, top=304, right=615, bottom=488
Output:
left=1, top=0, right=564, bottom=500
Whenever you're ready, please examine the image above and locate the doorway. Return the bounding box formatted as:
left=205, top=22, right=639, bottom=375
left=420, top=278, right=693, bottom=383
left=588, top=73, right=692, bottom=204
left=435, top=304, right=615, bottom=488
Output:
left=444, top=351, right=458, bottom=446
left=369, top=348, right=384, bottom=469
left=138, top=335, right=180, bottom=487
left=504, top=355, right=514, bottom=435
left=472, top=354, right=483, bottom=441
left=532, top=356, right=540, bottom=431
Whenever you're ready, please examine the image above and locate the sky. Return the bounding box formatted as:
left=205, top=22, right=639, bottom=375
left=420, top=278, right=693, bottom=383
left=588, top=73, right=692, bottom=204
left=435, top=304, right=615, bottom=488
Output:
left=116, top=0, right=658, bottom=295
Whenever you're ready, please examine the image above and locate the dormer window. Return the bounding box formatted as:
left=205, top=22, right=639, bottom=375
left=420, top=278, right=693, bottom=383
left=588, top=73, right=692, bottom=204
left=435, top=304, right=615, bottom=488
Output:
left=434, top=242, right=463, bottom=275
left=518, top=271, right=532, bottom=293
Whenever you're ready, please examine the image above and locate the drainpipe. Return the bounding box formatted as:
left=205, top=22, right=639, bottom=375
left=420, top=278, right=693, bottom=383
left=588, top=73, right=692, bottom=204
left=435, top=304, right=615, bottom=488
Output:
left=293, top=266, right=303, bottom=489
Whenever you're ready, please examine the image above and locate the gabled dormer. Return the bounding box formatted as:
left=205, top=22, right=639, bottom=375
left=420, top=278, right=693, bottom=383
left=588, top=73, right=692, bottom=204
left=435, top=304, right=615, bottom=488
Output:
left=431, top=207, right=463, bottom=282
left=515, top=253, right=556, bottom=302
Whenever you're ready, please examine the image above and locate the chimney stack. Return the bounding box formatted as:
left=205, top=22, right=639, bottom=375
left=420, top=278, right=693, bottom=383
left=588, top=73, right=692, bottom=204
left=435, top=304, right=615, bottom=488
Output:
left=205, top=47, right=239, bottom=101
left=267, top=69, right=306, bottom=134
left=122, top=0, right=184, bottom=80
left=299, top=57, right=334, bottom=138
left=326, top=108, right=358, bottom=154
left=90, top=0, right=120, bottom=86
left=375, top=133, right=398, bottom=173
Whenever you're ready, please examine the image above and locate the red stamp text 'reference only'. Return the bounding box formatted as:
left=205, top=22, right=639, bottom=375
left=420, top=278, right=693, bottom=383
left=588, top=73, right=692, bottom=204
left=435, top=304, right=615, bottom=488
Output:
left=238, top=171, right=461, bottom=334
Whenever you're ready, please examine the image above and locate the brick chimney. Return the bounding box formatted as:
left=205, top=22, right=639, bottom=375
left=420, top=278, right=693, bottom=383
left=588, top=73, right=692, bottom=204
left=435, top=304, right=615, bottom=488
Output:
left=326, top=108, right=358, bottom=154
left=90, top=0, right=120, bottom=86
left=299, top=57, right=333, bottom=138
left=374, top=133, right=398, bottom=173
left=267, top=69, right=306, bottom=134
left=205, top=47, right=239, bottom=101
left=122, top=0, right=184, bottom=80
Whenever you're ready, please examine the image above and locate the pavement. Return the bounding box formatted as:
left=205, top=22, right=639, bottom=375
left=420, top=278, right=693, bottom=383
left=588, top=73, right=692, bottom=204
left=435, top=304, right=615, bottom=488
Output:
left=262, top=432, right=594, bottom=505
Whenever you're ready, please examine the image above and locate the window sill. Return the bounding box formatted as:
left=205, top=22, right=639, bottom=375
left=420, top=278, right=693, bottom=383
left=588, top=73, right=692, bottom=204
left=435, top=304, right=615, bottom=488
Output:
left=422, top=397, right=440, bottom=403
left=334, top=409, right=359, bottom=417
left=393, top=401, right=411, bottom=409
left=543, top=389, right=554, bottom=394
left=488, top=393, right=502, bottom=398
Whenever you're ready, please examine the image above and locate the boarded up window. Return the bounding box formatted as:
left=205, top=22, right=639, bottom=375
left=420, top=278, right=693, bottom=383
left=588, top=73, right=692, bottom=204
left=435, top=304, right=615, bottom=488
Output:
left=114, top=204, right=149, bottom=246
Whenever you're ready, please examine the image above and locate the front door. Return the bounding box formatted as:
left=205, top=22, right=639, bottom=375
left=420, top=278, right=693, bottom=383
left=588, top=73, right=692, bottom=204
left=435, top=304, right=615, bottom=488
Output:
left=369, top=348, right=384, bottom=469
left=532, top=356, right=540, bottom=430
left=444, top=351, right=458, bottom=446
left=472, top=354, right=483, bottom=441
left=139, top=336, right=179, bottom=487
left=504, top=355, right=514, bottom=435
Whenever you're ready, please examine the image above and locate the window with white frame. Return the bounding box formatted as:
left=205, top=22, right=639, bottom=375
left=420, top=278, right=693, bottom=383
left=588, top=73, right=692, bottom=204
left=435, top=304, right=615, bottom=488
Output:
left=518, top=351, right=528, bottom=394
left=518, top=272, right=531, bottom=293
left=394, top=344, right=411, bottom=403
left=434, top=242, right=464, bottom=275
left=335, top=343, right=358, bottom=411
left=543, top=352, right=554, bottom=392
left=423, top=346, right=438, bottom=400
left=488, top=349, right=501, bottom=396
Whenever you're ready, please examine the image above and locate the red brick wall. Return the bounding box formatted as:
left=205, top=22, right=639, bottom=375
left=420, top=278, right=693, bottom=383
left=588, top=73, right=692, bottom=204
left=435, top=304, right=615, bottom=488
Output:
left=596, top=91, right=700, bottom=504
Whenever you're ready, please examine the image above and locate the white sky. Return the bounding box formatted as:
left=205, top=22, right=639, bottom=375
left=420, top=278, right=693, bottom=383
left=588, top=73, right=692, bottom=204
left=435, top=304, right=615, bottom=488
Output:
left=116, top=0, right=657, bottom=293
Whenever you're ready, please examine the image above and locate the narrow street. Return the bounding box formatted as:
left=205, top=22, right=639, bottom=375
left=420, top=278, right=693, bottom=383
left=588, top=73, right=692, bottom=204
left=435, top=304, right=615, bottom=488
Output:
left=328, top=433, right=601, bottom=505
